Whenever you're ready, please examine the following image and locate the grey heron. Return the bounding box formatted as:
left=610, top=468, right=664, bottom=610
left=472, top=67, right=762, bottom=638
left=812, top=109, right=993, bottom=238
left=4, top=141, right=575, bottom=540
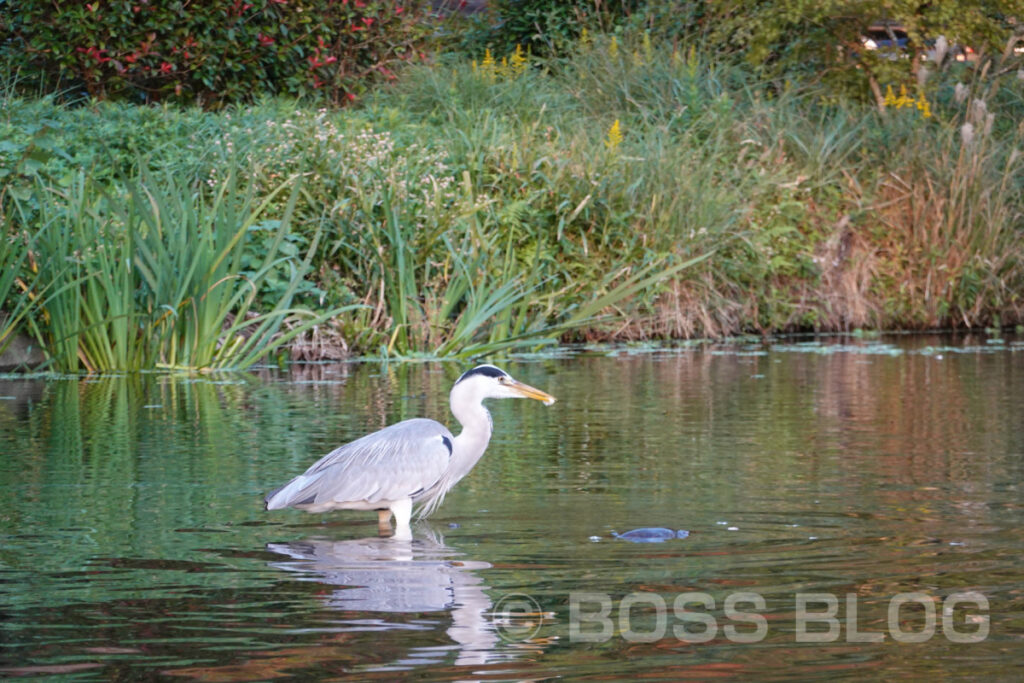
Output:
left=264, top=365, right=556, bottom=539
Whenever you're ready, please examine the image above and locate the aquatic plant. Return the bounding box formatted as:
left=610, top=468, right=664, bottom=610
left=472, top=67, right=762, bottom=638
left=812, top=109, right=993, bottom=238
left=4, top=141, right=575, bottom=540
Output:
left=14, top=172, right=346, bottom=372
left=0, top=211, right=44, bottom=359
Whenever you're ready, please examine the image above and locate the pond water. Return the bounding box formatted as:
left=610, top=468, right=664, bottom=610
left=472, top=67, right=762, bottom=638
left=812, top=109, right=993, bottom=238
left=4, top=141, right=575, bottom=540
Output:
left=1, top=334, right=1022, bottom=680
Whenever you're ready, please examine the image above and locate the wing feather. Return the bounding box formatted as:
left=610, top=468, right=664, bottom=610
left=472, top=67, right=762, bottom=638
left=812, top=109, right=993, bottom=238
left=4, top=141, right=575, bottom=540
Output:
left=265, top=418, right=453, bottom=511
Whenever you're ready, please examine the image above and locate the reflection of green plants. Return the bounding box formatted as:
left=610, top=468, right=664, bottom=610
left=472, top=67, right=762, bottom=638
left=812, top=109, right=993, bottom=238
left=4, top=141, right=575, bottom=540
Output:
left=0, top=374, right=300, bottom=583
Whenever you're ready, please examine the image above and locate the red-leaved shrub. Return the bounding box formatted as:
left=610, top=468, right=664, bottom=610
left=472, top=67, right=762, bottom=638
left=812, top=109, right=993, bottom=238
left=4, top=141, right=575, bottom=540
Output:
left=1, top=0, right=428, bottom=105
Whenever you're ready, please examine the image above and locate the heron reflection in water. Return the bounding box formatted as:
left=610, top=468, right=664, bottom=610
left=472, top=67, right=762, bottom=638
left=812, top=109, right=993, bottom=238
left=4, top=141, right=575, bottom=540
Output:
left=265, top=365, right=556, bottom=539
left=266, top=533, right=514, bottom=668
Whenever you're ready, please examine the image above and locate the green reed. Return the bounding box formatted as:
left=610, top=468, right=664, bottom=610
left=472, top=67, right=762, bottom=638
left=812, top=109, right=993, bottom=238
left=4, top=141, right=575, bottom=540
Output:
left=13, top=171, right=345, bottom=372
left=0, top=206, right=43, bottom=358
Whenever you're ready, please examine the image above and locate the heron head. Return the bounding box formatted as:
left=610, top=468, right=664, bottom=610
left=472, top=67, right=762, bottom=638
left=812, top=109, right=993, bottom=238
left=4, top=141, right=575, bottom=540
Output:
left=454, top=364, right=556, bottom=405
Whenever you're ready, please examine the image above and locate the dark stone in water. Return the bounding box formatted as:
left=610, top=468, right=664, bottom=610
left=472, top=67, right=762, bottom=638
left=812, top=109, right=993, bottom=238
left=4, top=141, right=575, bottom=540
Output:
left=0, top=319, right=45, bottom=370
left=612, top=528, right=690, bottom=543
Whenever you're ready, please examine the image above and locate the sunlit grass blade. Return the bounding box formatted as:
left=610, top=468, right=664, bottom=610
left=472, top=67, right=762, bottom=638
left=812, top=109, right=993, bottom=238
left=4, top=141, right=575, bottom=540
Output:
left=0, top=205, right=45, bottom=359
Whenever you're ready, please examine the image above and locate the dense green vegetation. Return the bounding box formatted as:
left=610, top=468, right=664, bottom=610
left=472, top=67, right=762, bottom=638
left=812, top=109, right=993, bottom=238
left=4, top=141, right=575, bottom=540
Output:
left=2, top=3, right=1023, bottom=371
left=2, top=0, right=426, bottom=105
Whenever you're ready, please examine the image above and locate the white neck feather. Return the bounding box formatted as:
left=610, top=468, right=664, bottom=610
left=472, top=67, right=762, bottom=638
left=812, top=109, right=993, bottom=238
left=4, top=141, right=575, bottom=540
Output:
left=447, top=384, right=494, bottom=487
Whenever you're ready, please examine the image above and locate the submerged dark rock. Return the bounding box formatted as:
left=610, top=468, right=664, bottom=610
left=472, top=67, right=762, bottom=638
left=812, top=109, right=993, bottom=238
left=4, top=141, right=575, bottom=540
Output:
left=0, top=316, right=45, bottom=370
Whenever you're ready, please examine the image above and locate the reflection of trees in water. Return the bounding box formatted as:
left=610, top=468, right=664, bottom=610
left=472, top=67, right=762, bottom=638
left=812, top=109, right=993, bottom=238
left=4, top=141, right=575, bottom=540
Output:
left=539, top=340, right=1021, bottom=535
left=253, top=362, right=472, bottom=436
left=266, top=531, right=510, bottom=669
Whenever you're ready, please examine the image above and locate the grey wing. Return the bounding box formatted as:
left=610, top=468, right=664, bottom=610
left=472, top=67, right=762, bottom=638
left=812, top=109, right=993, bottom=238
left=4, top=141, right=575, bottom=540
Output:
left=264, top=418, right=454, bottom=510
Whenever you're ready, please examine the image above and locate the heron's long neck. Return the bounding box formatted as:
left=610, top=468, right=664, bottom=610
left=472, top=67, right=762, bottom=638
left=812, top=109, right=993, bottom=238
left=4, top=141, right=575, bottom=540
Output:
left=449, top=398, right=493, bottom=485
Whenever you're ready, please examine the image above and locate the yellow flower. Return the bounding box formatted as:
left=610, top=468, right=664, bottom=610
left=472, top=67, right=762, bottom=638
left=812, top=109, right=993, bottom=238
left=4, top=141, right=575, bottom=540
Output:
left=609, top=35, right=619, bottom=59
left=480, top=48, right=495, bottom=81
left=895, top=84, right=914, bottom=109
left=605, top=119, right=623, bottom=150
left=916, top=90, right=930, bottom=115
left=510, top=44, right=528, bottom=77
left=643, top=31, right=653, bottom=64
left=883, top=85, right=897, bottom=107
left=581, top=28, right=591, bottom=47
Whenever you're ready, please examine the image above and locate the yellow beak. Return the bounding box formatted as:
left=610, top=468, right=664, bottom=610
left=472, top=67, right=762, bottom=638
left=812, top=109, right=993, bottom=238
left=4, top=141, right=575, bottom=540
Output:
left=510, top=379, right=557, bottom=406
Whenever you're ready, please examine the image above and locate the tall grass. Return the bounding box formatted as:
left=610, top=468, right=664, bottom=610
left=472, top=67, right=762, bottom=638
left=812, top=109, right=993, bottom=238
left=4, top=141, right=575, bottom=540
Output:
left=0, top=208, right=43, bottom=358
left=13, top=171, right=346, bottom=372
left=865, top=96, right=1024, bottom=327
left=379, top=34, right=1024, bottom=334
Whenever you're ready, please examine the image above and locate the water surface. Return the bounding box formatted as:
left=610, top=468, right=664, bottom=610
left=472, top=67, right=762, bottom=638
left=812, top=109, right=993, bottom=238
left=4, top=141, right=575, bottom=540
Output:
left=1, top=334, right=1022, bottom=679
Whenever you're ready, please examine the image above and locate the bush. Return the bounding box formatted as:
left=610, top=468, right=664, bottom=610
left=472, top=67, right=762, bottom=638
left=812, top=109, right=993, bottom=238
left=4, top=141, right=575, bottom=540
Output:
left=455, top=1, right=1023, bottom=104
left=684, top=0, right=1023, bottom=102
left=456, top=0, right=644, bottom=57
left=1, top=0, right=428, bottom=105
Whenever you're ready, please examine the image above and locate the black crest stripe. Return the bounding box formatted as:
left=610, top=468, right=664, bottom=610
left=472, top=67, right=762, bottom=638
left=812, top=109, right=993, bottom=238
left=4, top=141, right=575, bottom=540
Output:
left=455, top=365, right=508, bottom=384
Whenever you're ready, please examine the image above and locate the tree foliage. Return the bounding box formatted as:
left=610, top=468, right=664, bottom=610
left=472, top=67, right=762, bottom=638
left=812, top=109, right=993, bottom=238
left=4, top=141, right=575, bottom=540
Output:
left=465, top=1, right=1023, bottom=100
left=703, top=1, right=1024, bottom=88
left=457, top=0, right=646, bottom=56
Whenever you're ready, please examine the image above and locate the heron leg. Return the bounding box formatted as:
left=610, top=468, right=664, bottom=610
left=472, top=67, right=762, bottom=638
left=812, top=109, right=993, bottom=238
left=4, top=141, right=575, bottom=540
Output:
left=377, top=508, right=393, bottom=535
left=390, top=498, right=413, bottom=541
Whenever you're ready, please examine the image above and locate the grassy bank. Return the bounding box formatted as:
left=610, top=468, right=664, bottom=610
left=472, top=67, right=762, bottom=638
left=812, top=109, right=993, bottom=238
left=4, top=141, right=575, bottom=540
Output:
left=3, top=34, right=1023, bottom=371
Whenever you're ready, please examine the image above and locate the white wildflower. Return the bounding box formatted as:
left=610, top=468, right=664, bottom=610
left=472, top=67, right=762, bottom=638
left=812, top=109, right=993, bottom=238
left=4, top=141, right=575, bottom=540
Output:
left=970, top=98, right=988, bottom=124
left=931, top=36, right=949, bottom=65
left=960, top=122, right=975, bottom=146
